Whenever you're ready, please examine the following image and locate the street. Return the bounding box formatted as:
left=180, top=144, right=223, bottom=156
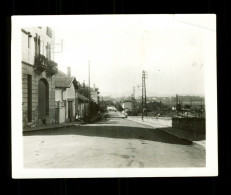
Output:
left=23, top=112, right=205, bottom=168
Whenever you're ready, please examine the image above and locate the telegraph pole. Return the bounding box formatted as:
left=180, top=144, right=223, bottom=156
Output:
left=142, top=70, right=147, bottom=120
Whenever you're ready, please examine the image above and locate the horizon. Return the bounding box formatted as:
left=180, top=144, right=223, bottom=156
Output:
left=99, top=93, right=205, bottom=99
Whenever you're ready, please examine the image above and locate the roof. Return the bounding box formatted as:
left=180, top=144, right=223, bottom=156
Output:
left=122, top=100, right=133, bottom=103
left=56, top=69, right=67, bottom=76
left=76, top=92, right=89, bottom=101
left=55, top=76, right=78, bottom=88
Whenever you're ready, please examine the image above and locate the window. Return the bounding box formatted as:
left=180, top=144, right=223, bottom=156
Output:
left=40, top=40, right=44, bottom=55
left=34, top=34, right=40, bottom=56
left=46, top=42, right=51, bottom=60
left=28, top=34, right=31, bottom=48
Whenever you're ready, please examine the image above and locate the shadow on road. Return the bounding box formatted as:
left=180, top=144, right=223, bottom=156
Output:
left=23, top=125, right=193, bottom=145
left=156, top=127, right=205, bottom=142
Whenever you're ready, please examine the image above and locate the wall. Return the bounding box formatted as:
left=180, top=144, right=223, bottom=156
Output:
left=65, top=83, right=75, bottom=121
left=76, top=102, right=89, bottom=117
left=22, top=27, right=55, bottom=65
left=91, top=91, right=98, bottom=104
left=22, top=27, right=56, bottom=128
left=65, top=83, right=75, bottom=99
left=59, top=106, right=65, bottom=123
left=22, top=62, right=56, bottom=127
left=55, top=88, right=62, bottom=101
left=122, top=102, right=133, bottom=110
left=172, top=118, right=205, bottom=134
left=127, top=116, right=172, bottom=128
left=127, top=116, right=205, bottom=136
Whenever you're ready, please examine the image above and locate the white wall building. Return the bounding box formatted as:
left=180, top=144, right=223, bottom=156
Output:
left=55, top=74, right=78, bottom=123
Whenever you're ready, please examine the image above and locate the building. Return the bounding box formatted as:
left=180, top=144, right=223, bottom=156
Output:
left=55, top=67, right=92, bottom=122
left=90, top=85, right=100, bottom=104
left=75, top=92, right=89, bottom=118
left=55, top=70, right=78, bottom=123
left=22, top=27, right=58, bottom=128
left=121, top=100, right=133, bottom=111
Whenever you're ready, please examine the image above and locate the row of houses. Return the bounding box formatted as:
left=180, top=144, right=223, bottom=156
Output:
left=21, top=26, right=99, bottom=128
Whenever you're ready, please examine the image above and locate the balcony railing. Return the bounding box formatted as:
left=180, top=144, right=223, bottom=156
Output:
left=34, top=54, right=58, bottom=76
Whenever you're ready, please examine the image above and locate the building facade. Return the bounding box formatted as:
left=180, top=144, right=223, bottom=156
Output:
left=121, top=100, right=133, bottom=111
left=90, top=86, right=100, bottom=104
left=55, top=75, right=78, bottom=123
left=22, top=27, right=58, bottom=128
left=75, top=92, right=89, bottom=118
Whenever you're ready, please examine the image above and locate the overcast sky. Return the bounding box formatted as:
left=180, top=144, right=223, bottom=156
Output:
left=53, top=15, right=216, bottom=97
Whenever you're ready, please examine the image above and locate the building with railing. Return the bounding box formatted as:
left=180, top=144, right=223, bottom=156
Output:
left=21, top=27, right=58, bottom=128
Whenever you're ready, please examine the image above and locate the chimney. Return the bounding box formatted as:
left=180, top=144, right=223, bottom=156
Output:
left=67, top=66, right=71, bottom=76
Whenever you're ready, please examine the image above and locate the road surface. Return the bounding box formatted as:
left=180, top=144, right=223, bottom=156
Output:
left=23, top=112, right=205, bottom=168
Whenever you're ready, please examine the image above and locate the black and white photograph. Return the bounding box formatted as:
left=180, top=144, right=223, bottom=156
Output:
left=11, top=15, right=217, bottom=178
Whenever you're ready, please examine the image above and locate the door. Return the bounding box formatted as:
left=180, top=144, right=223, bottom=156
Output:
left=38, top=79, right=49, bottom=117
left=68, top=101, right=73, bottom=121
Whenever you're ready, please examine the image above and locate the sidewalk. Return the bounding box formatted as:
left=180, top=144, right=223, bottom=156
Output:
left=159, top=127, right=206, bottom=150
left=23, top=121, right=87, bottom=132
left=126, top=117, right=206, bottom=150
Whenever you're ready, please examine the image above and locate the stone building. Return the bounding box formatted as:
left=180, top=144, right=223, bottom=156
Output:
left=21, top=27, right=58, bottom=128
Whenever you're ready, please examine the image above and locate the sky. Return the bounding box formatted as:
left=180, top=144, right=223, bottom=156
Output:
left=53, top=15, right=216, bottom=97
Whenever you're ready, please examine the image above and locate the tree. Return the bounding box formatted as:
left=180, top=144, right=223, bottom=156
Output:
left=114, top=102, right=123, bottom=111
left=183, top=104, right=191, bottom=110
left=176, top=103, right=181, bottom=112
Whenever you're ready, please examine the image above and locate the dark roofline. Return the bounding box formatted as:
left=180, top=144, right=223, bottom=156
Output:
left=122, top=100, right=133, bottom=103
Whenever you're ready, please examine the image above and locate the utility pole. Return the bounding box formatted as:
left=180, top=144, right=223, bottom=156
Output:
left=142, top=70, right=147, bottom=120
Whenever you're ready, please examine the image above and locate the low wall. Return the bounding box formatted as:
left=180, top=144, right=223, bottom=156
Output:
left=127, top=116, right=172, bottom=128
left=127, top=116, right=205, bottom=135
left=172, top=118, right=205, bottom=134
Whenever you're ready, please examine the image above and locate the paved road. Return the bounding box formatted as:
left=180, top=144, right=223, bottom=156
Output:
left=24, top=114, right=205, bottom=168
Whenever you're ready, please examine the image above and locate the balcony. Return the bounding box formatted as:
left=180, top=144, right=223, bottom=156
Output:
left=34, top=54, right=48, bottom=73
left=46, top=60, right=58, bottom=77
left=34, top=54, right=58, bottom=76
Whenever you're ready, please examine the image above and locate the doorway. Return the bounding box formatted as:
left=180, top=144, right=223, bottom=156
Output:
left=38, top=79, right=49, bottom=121
left=68, top=101, right=73, bottom=121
